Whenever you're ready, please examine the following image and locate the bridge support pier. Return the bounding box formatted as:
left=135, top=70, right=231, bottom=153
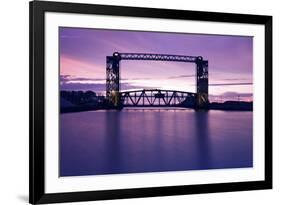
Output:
left=196, top=57, right=209, bottom=109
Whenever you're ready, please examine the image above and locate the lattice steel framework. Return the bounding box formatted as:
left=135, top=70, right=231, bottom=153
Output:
left=119, top=53, right=198, bottom=62
left=106, top=52, right=208, bottom=109
left=106, top=53, right=121, bottom=107
left=196, top=57, right=209, bottom=108
left=120, top=89, right=196, bottom=108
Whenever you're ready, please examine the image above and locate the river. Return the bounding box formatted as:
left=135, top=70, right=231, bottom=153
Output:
left=60, top=109, right=253, bottom=176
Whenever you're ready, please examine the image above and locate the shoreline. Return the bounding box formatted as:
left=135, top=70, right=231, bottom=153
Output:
left=61, top=105, right=253, bottom=114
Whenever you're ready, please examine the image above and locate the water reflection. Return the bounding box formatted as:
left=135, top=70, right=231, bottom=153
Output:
left=104, top=111, right=122, bottom=174
left=60, top=109, right=253, bottom=176
left=194, top=111, right=211, bottom=169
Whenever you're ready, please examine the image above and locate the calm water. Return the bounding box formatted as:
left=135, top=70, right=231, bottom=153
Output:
left=60, top=109, right=253, bottom=176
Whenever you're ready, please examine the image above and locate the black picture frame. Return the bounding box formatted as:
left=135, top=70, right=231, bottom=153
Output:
left=29, top=0, right=272, bottom=204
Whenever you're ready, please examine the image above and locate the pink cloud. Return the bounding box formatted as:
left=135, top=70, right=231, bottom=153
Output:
left=60, top=55, right=105, bottom=78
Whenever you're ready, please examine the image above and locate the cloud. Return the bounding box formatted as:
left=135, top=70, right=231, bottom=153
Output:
left=210, top=92, right=252, bottom=97
left=167, top=74, right=195, bottom=79
left=220, top=78, right=250, bottom=81
left=221, top=92, right=252, bottom=97
left=60, top=74, right=197, bottom=83
left=124, top=77, right=152, bottom=80
left=209, top=82, right=252, bottom=86
left=60, top=74, right=71, bottom=80
left=60, top=35, right=81, bottom=39
left=60, top=75, right=153, bottom=83
left=60, top=75, right=105, bottom=82
left=60, top=55, right=105, bottom=77
left=60, top=82, right=157, bottom=92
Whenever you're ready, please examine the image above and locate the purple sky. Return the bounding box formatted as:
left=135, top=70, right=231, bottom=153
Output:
left=59, top=27, right=253, bottom=100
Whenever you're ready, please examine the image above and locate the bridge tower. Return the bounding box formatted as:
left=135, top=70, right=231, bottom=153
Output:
left=196, top=57, right=209, bottom=109
left=106, top=52, right=121, bottom=107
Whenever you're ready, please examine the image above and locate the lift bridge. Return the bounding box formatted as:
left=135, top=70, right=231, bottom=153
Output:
left=106, top=52, right=209, bottom=109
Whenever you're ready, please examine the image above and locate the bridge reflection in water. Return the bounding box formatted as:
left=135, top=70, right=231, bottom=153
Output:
left=120, top=89, right=196, bottom=108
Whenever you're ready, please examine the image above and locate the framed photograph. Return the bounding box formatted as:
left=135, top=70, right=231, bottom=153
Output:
left=29, top=0, right=272, bottom=204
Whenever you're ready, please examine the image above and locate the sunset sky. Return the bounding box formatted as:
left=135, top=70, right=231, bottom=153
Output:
left=59, top=27, right=253, bottom=101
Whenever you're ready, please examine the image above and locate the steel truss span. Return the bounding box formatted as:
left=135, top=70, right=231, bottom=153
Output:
left=119, top=53, right=199, bottom=63
left=120, top=89, right=196, bottom=108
